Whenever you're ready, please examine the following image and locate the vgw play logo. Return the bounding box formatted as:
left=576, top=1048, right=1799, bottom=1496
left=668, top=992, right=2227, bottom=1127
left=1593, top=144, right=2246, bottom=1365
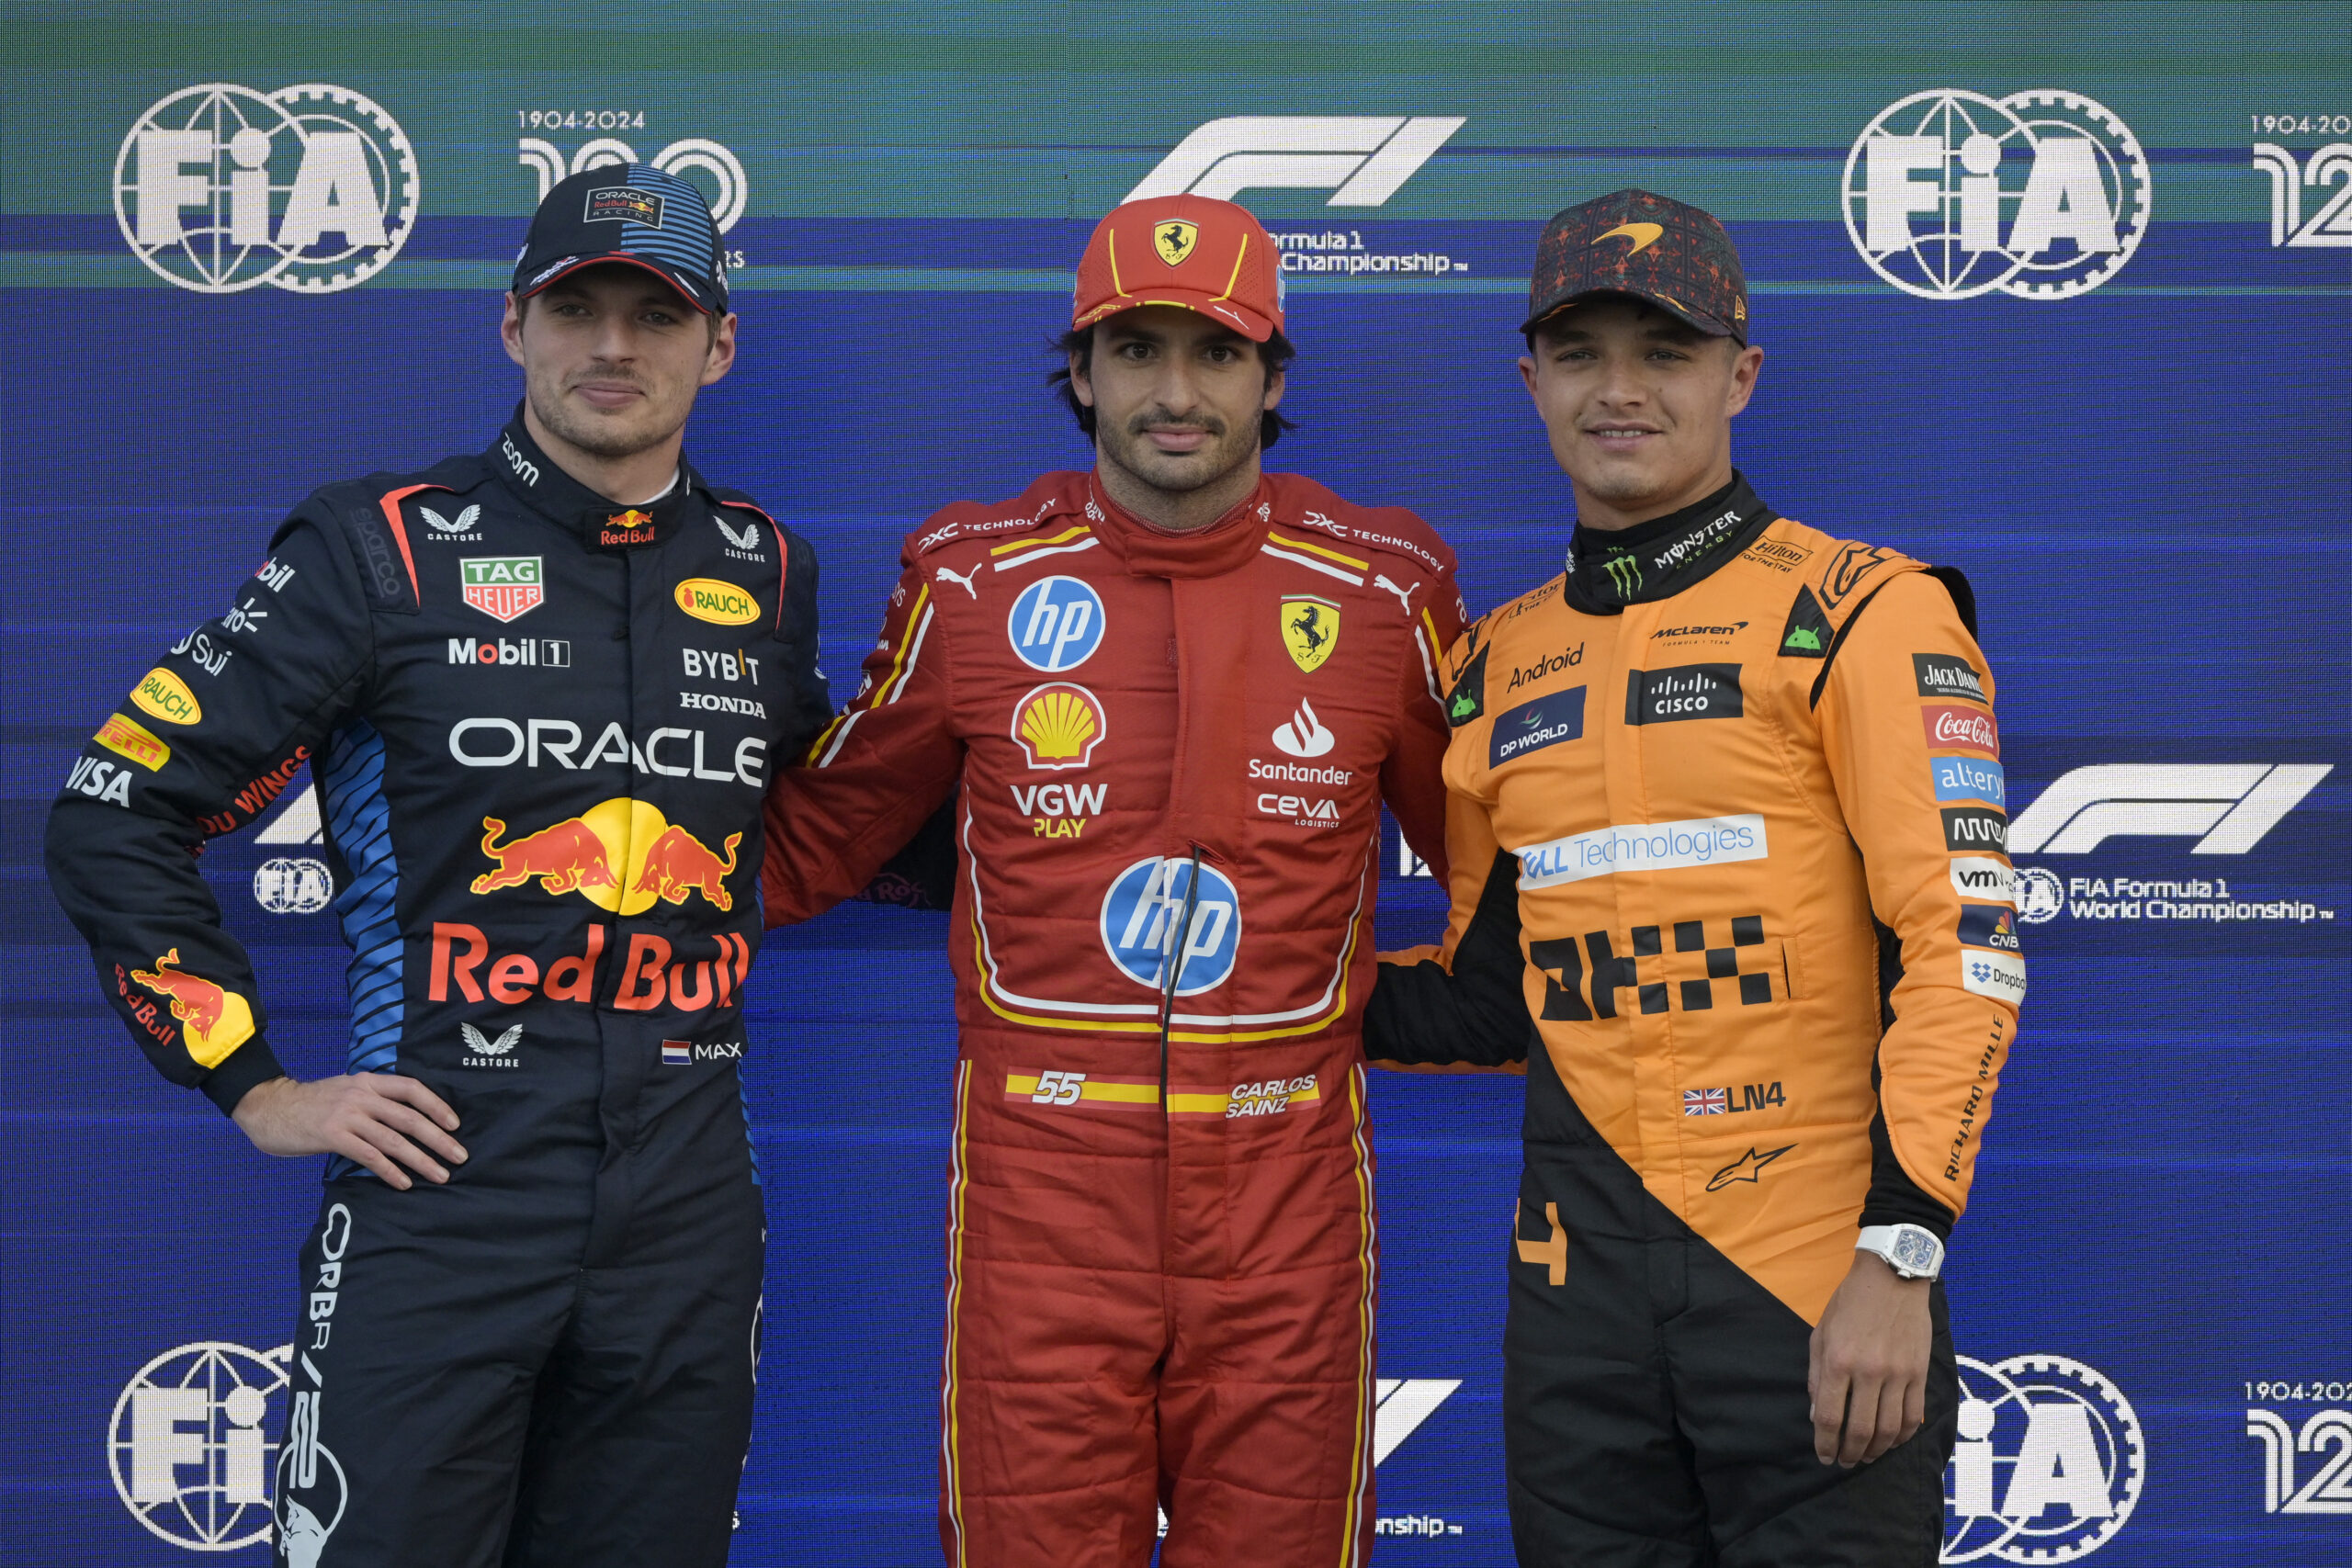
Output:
left=115, top=83, right=419, bottom=294
left=1843, top=89, right=2150, bottom=300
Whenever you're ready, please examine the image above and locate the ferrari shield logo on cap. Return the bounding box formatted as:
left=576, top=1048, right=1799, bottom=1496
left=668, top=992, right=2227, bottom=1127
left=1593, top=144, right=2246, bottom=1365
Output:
left=1154, top=220, right=1200, bottom=266
left=1280, top=597, right=1340, bottom=673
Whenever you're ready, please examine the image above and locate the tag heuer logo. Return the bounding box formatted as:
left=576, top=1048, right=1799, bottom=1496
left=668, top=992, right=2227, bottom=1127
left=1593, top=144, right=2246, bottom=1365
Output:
left=460, top=557, right=544, bottom=623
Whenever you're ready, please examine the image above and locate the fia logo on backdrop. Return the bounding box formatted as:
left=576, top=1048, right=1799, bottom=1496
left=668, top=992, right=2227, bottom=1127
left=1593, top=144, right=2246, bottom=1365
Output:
left=1842, top=89, right=2151, bottom=300
left=114, top=84, right=419, bottom=294
left=108, top=1340, right=289, bottom=1551
left=1942, top=1354, right=2144, bottom=1563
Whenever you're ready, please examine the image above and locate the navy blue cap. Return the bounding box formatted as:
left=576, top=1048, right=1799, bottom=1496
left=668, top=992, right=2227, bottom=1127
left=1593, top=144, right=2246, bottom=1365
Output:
left=513, top=164, right=729, bottom=314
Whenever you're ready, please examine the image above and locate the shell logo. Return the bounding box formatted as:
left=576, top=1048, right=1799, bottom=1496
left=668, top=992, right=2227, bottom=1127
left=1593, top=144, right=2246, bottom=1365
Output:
left=130, top=668, right=202, bottom=726
left=674, top=578, right=759, bottom=626
left=1012, top=682, right=1108, bottom=771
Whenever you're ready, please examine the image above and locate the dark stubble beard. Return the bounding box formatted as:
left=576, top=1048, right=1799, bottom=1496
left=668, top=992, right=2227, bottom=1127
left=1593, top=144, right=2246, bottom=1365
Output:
left=529, top=370, right=684, bottom=461
left=1097, top=404, right=1261, bottom=497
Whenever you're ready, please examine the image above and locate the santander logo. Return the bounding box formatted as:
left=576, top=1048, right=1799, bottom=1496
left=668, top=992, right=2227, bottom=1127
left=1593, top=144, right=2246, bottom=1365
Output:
left=1273, top=700, right=1337, bottom=759
left=1923, top=705, right=1999, bottom=758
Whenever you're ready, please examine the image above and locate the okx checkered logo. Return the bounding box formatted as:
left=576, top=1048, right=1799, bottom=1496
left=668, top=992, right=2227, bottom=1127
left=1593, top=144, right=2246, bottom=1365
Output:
left=1529, top=916, right=1786, bottom=1021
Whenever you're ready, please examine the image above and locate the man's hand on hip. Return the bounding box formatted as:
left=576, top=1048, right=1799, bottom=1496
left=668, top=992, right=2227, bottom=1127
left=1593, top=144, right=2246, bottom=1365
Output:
left=1807, top=1249, right=1932, bottom=1467
left=231, top=1074, right=467, bottom=1190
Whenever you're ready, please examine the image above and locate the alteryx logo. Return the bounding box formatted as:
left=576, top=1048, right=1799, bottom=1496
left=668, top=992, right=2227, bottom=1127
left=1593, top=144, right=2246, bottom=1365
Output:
left=1127, top=117, right=1465, bottom=206
left=1490, top=687, right=1586, bottom=768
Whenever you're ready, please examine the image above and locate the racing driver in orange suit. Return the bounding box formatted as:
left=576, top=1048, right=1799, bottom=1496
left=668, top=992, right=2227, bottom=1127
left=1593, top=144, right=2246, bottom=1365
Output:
left=759, top=195, right=1462, bottom=1566
left=1366, top=190, right=2022, bottom=1564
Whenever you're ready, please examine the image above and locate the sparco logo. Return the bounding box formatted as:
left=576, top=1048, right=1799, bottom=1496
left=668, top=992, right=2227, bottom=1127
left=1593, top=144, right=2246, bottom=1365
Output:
left=1126, top=116, right=1465, bottom=206
left=1843, top=89, right=2150, bottom=299
left=115, top=84, right=419, bottom=294
left=108, top=1339, right=290, bottom=1549
left=1942, top=1353, right=2144, bottom=1562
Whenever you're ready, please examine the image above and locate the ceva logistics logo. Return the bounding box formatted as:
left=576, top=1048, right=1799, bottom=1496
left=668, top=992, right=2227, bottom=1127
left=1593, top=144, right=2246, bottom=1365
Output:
left=115, top=84, right=418, bottom=294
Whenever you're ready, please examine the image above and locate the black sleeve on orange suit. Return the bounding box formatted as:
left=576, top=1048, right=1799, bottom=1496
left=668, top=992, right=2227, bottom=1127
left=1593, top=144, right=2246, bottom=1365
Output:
left=46, top=504, right=375, bottom=1114
left=762, top=558, right=965, bottom=927
left=1363, top=848, right=1536, bottom=1066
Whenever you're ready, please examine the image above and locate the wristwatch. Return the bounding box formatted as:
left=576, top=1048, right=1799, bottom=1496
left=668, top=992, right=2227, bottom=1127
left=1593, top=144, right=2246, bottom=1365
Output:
left=1855, top=1224, right=1945, bottom=1280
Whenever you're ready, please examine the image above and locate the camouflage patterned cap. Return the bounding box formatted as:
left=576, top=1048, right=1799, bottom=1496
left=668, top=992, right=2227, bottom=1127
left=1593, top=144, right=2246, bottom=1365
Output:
left=1521, top=188, right=1748, bottom=343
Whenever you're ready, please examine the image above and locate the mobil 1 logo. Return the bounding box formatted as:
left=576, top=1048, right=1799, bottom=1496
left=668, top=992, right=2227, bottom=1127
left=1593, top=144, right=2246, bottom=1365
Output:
left=1625, top=664, right=1743, bottom=725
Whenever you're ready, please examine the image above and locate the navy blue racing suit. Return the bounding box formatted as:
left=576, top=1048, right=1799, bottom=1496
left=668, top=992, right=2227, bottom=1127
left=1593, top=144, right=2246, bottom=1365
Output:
left=46, top=414, right=827, bottom=1567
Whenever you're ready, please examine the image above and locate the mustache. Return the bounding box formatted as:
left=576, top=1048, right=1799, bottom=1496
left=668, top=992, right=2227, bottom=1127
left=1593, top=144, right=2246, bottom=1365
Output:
left=1125, top=407, right=1226, bottom=438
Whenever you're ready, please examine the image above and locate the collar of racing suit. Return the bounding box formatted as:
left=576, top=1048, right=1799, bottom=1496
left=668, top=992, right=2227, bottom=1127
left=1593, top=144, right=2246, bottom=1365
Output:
left=1083, top=470, right=1273, bottom=579
left=489, top=407, right=701, bottom=550
left=1561, top=469, right=1777, bottom=614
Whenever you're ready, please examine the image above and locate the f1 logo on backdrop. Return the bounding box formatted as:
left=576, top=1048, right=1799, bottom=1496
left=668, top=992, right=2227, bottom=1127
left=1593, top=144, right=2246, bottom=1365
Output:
left=1842, top=89, right=2151, bottom=299
left=108, top=1339, right=288, bottom=1551
left=1126, top=116, right=1465, bottom=205
left=1942, top=1353, right=2144, bottom=1563
left=115, top=84, right=419, bottom=294
left=2007, top=764, right=2332, bottom=854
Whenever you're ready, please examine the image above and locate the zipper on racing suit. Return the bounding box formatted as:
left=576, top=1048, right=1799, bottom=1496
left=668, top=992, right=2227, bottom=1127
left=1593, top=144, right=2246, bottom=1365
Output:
left=1157, top=844, right=1205, bottom=1114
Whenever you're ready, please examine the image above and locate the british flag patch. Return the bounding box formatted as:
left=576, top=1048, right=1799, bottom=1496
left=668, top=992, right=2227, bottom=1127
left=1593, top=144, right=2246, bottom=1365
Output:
left=1683, top=1088, right=1729, bottom=1116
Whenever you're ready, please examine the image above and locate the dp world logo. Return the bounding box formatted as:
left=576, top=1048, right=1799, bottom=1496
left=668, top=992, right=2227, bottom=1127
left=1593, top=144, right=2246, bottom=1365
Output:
left=1943, top=1353, right=2145, bottom=1562
left=1844, top=89, right=2150, bottom=300
left=108, top=1339, right=288, bottom=1550
left=115, top=83, right=419, bottom=294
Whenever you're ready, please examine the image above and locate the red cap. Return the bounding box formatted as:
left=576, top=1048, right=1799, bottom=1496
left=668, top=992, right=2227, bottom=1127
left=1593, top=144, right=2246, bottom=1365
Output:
left=1071, top=196, right=1284, bottom=343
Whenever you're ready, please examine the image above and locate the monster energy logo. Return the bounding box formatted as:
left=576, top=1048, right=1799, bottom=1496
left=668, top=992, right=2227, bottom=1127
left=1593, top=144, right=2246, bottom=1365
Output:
left=1601, top=553, right=1644, bottom=597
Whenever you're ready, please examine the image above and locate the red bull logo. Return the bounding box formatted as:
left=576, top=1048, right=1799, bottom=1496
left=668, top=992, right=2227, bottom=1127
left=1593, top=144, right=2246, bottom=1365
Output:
left=631, top=825, right=741, bottom=912
left=469, top=798, right=737, bottom=915
left=429, top=922, right=752, bottom=1015
left=470, top=816, right=618, bottom=897
left=126, top=948, right=254, bottom=1067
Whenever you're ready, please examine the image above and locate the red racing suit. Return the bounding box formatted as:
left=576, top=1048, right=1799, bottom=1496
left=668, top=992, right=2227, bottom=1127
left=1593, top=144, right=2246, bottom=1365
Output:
left=762, top=468, right=1460, bottom=1567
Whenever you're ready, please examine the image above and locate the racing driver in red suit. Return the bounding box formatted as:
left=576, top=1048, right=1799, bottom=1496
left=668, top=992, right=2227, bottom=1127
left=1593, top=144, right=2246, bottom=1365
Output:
left=760, top=195, right=1463, bottom=1566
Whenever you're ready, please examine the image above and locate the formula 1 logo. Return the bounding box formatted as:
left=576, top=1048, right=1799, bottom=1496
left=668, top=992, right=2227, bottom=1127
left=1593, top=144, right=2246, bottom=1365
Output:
left=1101, top=856, right=1242, bottom=995
left=1842, top=90, right=2150, bottom=299
left=2251, top=141, right=2352, bottom=248
left=2007, top=764, right=2332, bottom=854
left=1943, top=1353, right=2144, bottom=1562
left=108, top=1339, right=289, bottom=1551
left=115, top=84, right=419, bottom=294
left=1126, top=116, right=1465, bottom=206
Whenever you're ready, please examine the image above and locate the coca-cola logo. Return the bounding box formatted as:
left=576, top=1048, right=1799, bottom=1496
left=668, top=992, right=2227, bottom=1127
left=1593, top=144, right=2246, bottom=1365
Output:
left=1922, top=703, right=1999, bottom=757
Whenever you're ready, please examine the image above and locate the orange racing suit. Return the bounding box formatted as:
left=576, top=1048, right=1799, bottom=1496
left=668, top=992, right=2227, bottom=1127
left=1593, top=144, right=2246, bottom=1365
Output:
left=1366, top=472, right=2019, bottom=1564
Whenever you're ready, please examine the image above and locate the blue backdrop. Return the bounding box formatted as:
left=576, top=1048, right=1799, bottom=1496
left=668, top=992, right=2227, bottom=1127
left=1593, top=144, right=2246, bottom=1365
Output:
left=5, top=4, right=2349, bottom=1563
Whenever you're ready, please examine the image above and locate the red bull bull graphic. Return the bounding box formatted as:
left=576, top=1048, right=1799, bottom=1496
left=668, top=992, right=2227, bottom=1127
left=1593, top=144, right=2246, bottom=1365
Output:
left=631, top=825, right=741, bottom=912
left=470, top=817, right=619, bottom=897
left=126, top=948, right=254, bottom=1066
left=469, top=798, right=739, bottom=914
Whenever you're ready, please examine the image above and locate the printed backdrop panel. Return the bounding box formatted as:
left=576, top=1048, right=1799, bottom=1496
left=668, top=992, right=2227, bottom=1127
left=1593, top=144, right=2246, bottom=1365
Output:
left=3, top=3, right=2348, bottom=1563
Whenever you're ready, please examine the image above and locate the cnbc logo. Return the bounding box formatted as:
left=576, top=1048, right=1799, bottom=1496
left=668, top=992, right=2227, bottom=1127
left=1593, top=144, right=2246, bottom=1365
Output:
left=1842, top=89, right=2151, bottom=300
left=113, top=83, right=420, bottom=294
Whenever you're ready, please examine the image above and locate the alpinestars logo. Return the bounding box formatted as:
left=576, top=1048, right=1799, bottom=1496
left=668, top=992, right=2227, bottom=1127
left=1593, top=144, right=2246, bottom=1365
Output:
left=2007, top=764, right=2332, bottom=854
left=1127, top=116, right=1465, bottom=206
left=1843, top=89, right=2150, bottom=299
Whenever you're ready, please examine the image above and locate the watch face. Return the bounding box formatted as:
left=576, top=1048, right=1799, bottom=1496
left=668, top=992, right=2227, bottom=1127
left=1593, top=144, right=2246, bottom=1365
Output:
left=1893, top=1230, right=1939, bottom=1272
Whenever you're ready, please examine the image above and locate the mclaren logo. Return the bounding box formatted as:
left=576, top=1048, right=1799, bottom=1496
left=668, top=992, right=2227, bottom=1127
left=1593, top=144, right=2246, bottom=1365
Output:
left=1594, top=220, right=1664, bottom=254
left=1126, top=116, right=1466, bottom=206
